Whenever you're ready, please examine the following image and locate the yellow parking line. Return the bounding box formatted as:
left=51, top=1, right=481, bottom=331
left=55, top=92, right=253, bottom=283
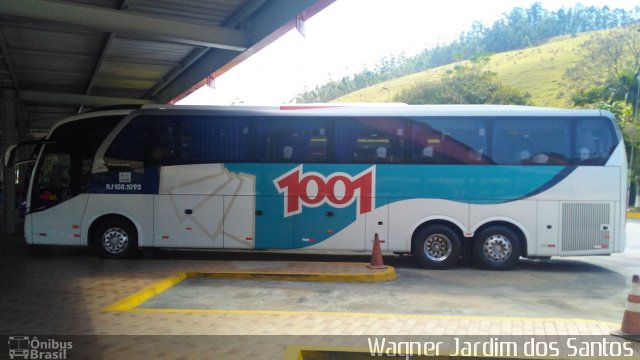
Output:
left=103, top=266, right=396, bottom=312
left=103, top=272, right=190, bottom=311
left=102, top=267, right=618, bottom=330
left=193, top=268, right=396, bottom=283
left=283, top=345, right=370, bottom=360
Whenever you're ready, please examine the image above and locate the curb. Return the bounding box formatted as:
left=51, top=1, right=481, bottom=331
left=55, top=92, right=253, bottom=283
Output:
left=104, top=264, right=396, bottom=312
left=189, top=267, right=396, bottom=283
left=628, top=212, right=640, bottom=219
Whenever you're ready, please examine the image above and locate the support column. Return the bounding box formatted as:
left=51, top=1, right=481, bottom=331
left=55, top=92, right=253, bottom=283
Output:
left=2, top=89, right=17, bottom=234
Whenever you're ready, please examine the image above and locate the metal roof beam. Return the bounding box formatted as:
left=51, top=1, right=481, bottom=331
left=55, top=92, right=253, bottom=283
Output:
left=153, top=0, right=333, bottom=103
left=81, top=34, right=114, bottom=113
left=14, top=69, right=87, bottom=78
left=105, top=55, right=179, bottom=67
left=0, top=28, right=20, bottom=93
left=20, top=91, right=154, bottom=107
left=141, top=0, right=268, bottom=100
left=0, top=0, right=248, bottom=51
left=9, top=48, right=96, bottom=61
left=0, top=27, right=30, bottom=136
left=79, top=0, right=131, bottom=115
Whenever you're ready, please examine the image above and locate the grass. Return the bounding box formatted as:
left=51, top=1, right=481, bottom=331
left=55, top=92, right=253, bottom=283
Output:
left=334, top=31, right=604, bottom=108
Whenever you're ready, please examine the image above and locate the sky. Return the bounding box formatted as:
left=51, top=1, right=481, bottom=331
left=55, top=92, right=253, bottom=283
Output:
left=177, top=0, right=638, bottom=106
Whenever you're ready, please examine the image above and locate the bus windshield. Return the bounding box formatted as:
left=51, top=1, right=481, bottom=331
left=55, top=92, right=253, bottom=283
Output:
left=29, top=115, right=124, bottom=213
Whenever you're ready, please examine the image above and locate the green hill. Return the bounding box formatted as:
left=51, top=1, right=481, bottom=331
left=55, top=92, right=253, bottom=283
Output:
left=334, top=31, right=601, bottom=108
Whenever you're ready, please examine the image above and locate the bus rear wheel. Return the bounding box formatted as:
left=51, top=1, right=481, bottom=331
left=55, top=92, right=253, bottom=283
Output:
left=473, top=226, right=521, bottom=270
left=94, top=218, right=138, bottom=259
left=412, top=225, right=462, bottom=269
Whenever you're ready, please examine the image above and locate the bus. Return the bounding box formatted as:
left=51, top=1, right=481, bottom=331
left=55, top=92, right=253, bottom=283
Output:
left=5, top=104, right=627, bottom=269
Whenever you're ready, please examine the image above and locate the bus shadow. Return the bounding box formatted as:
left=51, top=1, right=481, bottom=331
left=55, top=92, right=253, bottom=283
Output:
left=143, top=247, right=379, bottom=264
left=141, top=249, right=618, bottom=275
left=1, top=232, right=620, bottom=276
left=516, top=257, right=616, bottom=273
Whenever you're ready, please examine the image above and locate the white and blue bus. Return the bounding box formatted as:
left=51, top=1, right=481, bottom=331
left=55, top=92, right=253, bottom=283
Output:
left=6, top=104, right=627, bottom=269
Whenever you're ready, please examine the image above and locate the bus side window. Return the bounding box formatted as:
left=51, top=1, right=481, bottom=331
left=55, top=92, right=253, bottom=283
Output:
left=309, top=125, right=328, bottom=162
left=411, top=118, right=488, bottom=164
left=492, top=128, right=527, bottom=165
left=147, top=118, right=179, bottom=164
left=333, top=119, right=360, bottom=163
left=334, top=117, right=407, bottom=164
left=492, top=118, right=570, bottom=165
left=255, top=118, right=328, bottom=163
left=104, top=117, right=146, bottom=169
left=255, top=123, right=299, bottom=162
left=180, top=117, right=252, bottom=163
left=574, top=118, right=615, bottom=165
left=220, top=120, right=252, bottom=162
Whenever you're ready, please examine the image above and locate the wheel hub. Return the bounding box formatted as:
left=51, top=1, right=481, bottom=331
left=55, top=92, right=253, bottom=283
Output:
left=483, top=234, right=512, bottom=261
left=424, top=234, right=452, bottom=261
left=102, top=228, right=129, bottom=254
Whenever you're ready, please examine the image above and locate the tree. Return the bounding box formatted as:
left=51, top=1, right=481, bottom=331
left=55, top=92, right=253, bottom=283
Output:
left=566, top=26, right=640, bottom=196
left=292, top=4, right=639, bottom=104
left=569, top=70, right=640, bottom=185
left=394, top=59, right=530, bottom=105
left=565, top=25, right=640, bottom=94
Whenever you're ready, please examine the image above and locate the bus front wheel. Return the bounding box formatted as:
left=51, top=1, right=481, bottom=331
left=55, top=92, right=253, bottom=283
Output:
left=412, top=225, right=462, bottom=269
left=94, top=218, right=138, bottom=259
left=473, top=226, right=521, bottom=270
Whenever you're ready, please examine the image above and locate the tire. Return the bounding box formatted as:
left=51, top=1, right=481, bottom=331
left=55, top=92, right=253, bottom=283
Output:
left=412, top=225, right=462, bottom=269
left=473, top=226, right=521, bottom=270
left=94, top=218, right=138, bottom=259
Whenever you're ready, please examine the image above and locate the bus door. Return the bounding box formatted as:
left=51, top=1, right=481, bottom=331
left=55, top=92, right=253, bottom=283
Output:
left=153, top=164, right=256, bottom=249
left=153, top=165, right=226, bottom=249
left=154, top=194, right=225, bottom=248
left=28, top=144, right=89, bottom=245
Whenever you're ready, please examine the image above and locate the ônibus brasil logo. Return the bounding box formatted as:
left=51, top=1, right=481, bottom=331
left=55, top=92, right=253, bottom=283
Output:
left=274, top=165, right=375, bottom=217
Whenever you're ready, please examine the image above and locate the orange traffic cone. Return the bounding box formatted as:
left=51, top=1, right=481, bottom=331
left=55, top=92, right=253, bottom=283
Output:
left=367, top=233, right=387, bottom=269
left=612, top=274, right=640, bottom=342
